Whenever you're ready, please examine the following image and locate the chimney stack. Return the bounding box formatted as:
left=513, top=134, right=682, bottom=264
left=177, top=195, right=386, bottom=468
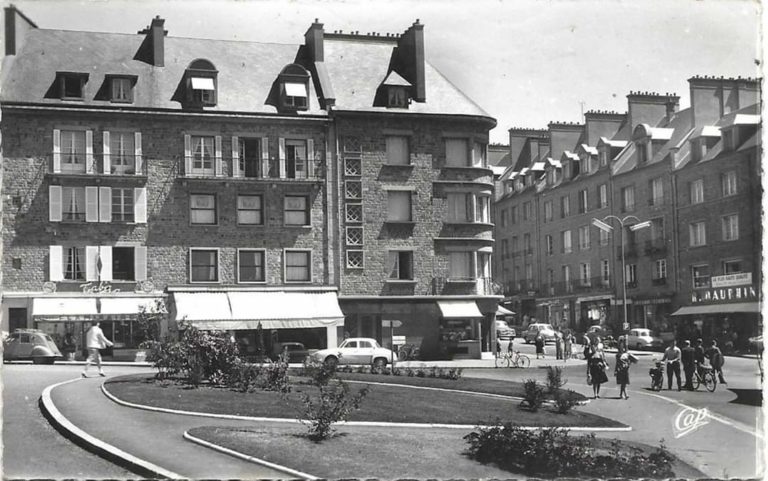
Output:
left=150, top=16, right=165, bottom=67
left=4, top=4, right=37, bottom=56
left=304, top=18, right=324, bottom=62
left=626, top=92, right=679, bottom=131
left=396, top=19, right=426, bottom=102
left=688, top=76, right=760, bottom=127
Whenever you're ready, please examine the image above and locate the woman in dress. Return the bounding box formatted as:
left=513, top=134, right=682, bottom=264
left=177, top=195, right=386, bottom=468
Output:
left=535, top=333, right=545, bottom=359
left=614, top=338, right=637, bottom=399
left=589, top=336, right=609, bottom=398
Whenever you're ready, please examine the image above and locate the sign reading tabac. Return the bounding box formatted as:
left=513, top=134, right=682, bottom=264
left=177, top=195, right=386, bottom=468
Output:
left=711, top=272, right=752, bottom=288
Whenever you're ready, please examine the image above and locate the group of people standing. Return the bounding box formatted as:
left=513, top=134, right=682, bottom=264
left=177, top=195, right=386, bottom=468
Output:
left=534, top=331, right=576, bottom=360
left=660, top=338, right=726, bottom=390
left=583, top=336, right=637, bottom=399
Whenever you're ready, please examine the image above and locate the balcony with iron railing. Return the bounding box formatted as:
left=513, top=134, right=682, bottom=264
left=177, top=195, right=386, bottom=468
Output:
left=503, top=279, right=538, bottom=297
left=431, top=276, right=496, bottom=296
left=539, top=276, right=612, bottom=297
left=47, top=154, right=148, bottom=177
left=180, top=156, right=324, bottom=181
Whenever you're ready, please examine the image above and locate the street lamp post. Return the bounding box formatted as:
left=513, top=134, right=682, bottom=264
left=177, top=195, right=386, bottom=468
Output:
left=591, top=215, right=650, bottom=339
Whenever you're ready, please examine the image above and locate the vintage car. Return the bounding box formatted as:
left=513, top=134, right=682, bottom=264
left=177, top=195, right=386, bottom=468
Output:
left=626, top=328, right=663, bottom=350
left=3, top=329, right=62, bottom=364
left=495, top=320, right=516, bottom=340
left=523, top=323, right=557, bottom=343
left=271, top=341, right=309, bottom=363
left=310, top=337, right=396, bottom=368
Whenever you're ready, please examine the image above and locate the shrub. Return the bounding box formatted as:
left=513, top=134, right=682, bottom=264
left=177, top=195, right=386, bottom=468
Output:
left=391, top=367, right=402, bottom=376
left=552, top=389, right=580, bottom=414
left=520, top=379, right=546, bottom=411
left=415, top=368, right=426, bottom=378
left=464, top=423, right=675, bottom=478
left=299, top=380, right=369, bottom=441
left=445, top=368, right=463, bottom=380
left=301, top=358, right=338, bottom=386
left=405, top=367, right=415, bottom=377
left=545, top=365, right=566, bottom=394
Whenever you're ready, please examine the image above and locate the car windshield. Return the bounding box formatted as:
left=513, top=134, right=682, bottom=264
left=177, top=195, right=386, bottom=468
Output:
left=542, top=324, right=554, bottom=330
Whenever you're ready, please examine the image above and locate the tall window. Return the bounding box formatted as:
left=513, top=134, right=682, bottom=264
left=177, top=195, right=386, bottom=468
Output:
left=625, top=264, right=637, bottom=286
left=689, top=221, right=706, bottom=247
left=722, top=214, right=739, bottom=241
left=578, top=225, right=590, bottom=250
left=111, top=77, right=133, bottom=103
left=502, top=239, right=509, bottom=259
left=284, top=196, right=310, bottom=226
left=601, top=259, right=610, bottom=285
left=191, top=136, right=215, bottom=175
left=238, top=250, right=265, bottom=283
left=578, top=189, right=588, bottom=213
left=387, top=191, right=412, bottom=222
left=598, top=184, right=608, bottom=208
left=285, top=250, right=311, bottom=282
left=511, top=206, right=518, bottom=224
left=561, top=230, right=572, bottom=254
left=621, top=185, right=635, bottom=212
left=560, top=195, right=570, bottom=217
left=472, top=141, right=487, bottom=167
left=721, top=171, right=737, bottom=197
left=112, top=247, right=135, bottom=281
left=651, top=217, right=665, bottom=242
left=524, top=262, right=532, bottom=281
left=522, top=201, right=531, bottom=221
left=475, top=195, right=491, bottom=223
left=544, top=201, right=553, bottom=222
left=237, top=195, right=263, bottom=225
left=64, top=246, right=85, bottom=280
left=389, top=251, right=414, bottom=280
left=511, top=237, right=518, bottom=256
left=562, top=265, right=571, bottom=291
left=690, top=179, right=704, bottom=204
left=190, top=249, right=218, bottom=282
left=446, top=193, right=470, bottom=222
left=523, top=233, right=531, bottom=254
left=386, top=136, right=410, bottom=165
left=190, top=194, right=216, bottom=225
left=691, top=264, right=710, bottom=288
left=110, top=132, right=135, bottom=174
left=650, top=177, right=664, bottom=205
left=238, top=138, right=262, bottom=178
left=545, top=235, right=554, bottom=256
left=500, top=209, right=507, bottom=227
left=111, top=188, right=134, bottom=222
left=477, top=253, right=491, bottom=279
left=599, top=228, right=610, bottom=246
left=445, top=138, right=469, bottom=167
left=580, top=263, right=591, bottom=285
left=449, top=252, right=473, bottom=280
left=654, top=259, right=667, bottom=281
left=599, top=149, right=609, bottom=166
left=61, top=130, right=86, bottom=172
left=62, top=187, right=86, bottom=221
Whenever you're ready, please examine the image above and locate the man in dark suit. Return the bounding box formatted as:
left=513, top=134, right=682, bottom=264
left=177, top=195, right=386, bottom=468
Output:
left=681, top=339, right=696, bottom=390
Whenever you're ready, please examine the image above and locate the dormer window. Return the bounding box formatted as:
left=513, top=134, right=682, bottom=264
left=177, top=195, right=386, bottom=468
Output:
left=278, top=64, right=310, bottom=112
left=56, top=72, right=88, bottom=100
left=109, top=76, right=135, bottom=103
left=185, top=59, right=218, bottom=107
left=637, top=141, right=649, bottom=163
left=388, top=87, right=408, bottom=108
left=599, top=149, right=609, bottom=166
left=377, top=70, right=412, bottom=109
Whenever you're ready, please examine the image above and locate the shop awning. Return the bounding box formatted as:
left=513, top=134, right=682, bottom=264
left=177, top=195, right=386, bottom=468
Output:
left=671, top=302, right=760, bottom=316
left=99, top=298, right=158, bottom=316
left=496, top=305, right=515, bottom=316
left=33, top=298, right=98, bottom=320
left=174, top=291, right=345, bottom=330
left=437, top=300, right=484, bottom=319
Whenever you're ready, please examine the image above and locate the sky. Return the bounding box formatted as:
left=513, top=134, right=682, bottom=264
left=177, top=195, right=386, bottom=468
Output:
left=1, top=0, right=762, bottom=144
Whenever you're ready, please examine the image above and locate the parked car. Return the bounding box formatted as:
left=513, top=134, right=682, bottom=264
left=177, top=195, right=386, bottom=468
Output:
left=495, top=320, right=516, bottom=340
left=271, top=341, right=309, bottom=363
left=524, top=323, right=556, bottom=343
left=626, top=328, right=663, bottom=350
left=3, top=329, right=62, bottom=364
left=585, top=325, right=614, bottom=345
left=310, top=337, right=396, bottom=368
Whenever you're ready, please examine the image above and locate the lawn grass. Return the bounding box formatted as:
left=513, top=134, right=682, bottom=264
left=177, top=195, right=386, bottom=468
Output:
left=105, top=373, right=624, bottom=427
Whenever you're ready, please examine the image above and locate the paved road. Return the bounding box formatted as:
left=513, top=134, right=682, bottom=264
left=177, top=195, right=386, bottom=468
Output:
left=1, top=363, right=140, bottom=479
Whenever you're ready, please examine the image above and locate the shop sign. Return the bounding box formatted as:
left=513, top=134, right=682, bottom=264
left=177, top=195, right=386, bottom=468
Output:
left=711, top=273, right=752, bottom=288
left=691, top=285, right=757, bottom=303
left=392, top=335, right=407, bottom=345
left=635, top=297, right=672, bottom=306
left=80, top=281, right=121, bottom=294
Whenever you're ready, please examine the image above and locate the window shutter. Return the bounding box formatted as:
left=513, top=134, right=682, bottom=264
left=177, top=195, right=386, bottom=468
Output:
left=278, top=137, right=286, bottom=178
left=134, top=132, right=143, bottom=175
left=49, top=185, right=62, bottom=222
left=231, top=136, right=241, bottom=178
left=85, top=186, right=99, bottom=222
left=134, top=246, right=147, bottom=281
left=184, top=134, right=192, bottom=175
left=307, top=139, right=315, bottom=178
left=214, top=135, right=223, bottom=176
left=85, top=130, right=94, bottom=173
left=102, top=131, right=111, bottom=175
left=134, top=187, right=147, bottom=223
left=49, top=245, right=63, bottom=281
left=99, top=246, right=112, bottom=281
left=52, top=129, right=61, bottom=173
left=388, top=251, right=398, bottom=278
left=261, top=137, right=269, bottom=178
left=99, top=187, right=111, bottom=223
left=86, top=246, right=100, bottom=281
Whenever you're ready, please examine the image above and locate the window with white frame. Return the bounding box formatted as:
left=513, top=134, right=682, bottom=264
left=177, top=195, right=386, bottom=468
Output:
left=598, top=183, right=608, bottom=208
left=111, top=188, right=134, bottom=222
left=286, top=140, right=308, bottom=179
left=599, top=228, right=609, bottom=246
left=690, top=179, right=704, bottom=204
left=60, top=130, right=86, bottom=172
left=388, top=251, right=414, bottom=280
left=599, top=149, right=609, bottom=166
left=625, top=263, right=637, bottom=285
left=190, top=249, right=218, bottom=282
left=387, top=191, right=412, bottom=222
left=449, top=252, right=473, bottom=280
left=654, top=259, right=667, bottom=280
left=111, top=77, right=133, bottom=103
left=544, top=201, right=553, bottom=222
left=346, top=250, right=364, bottom=269
left=578, top=225, right=590, bottom=250
left=722, top=214, right=739, bottom=241
left=285, top=250, right=311, bottom=282
left=284, top=195, right=310, bottom=226
left=621, top=185, right=635, bottom=212
left=650, top=177, right=664, bottom=205
left=237, top=195, right=263, bottom=225
left=562, top=265, right=571, bottom=289
left=578, top=189, right=588, bottom=213
left=601, top=259, right=610, bottom=285
left=386, top=136, right=410, bottom=165
left=238, top=250, right=265, bottom=283
left=445, top=138, right=469, bottom=167
left=345, top=203, right=363, bottom=223
left=721, top=171, right=737, bottom=197
left=689, top=221, right=706, bottom=247
left=190, top=136, right=215, bottom=175
left=109, top=132, right=136, bottom=174
left=344, top=157, right=362, bottom=176
left=561, top=230, right=572, bottom=253
left=238, top=138, right=262, bottom=178
left=190, top=194, right=216, bottom=225
left=637, top=141, right=648, bottom=163
left=62, top=186, right=86, bottom=221
left=545, top=235, right=554, bottom=256
left=346, top=226, right=364, bottom=246
left=691, top=264, right=710, bottom=288
left=476, top=195, right=491, bottom=223
left=64, top=246, right=86, bottom=280
left=722, top=259, right=742, bottom=274
left=560, top=195, right=570, bottom=217
left=580, top=262, right=591, bottom=285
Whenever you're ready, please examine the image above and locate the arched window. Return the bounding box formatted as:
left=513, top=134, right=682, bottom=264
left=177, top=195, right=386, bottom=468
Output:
left=278, top=64, right=310, bottom=111
left=185, top=59, right=218, bottom=107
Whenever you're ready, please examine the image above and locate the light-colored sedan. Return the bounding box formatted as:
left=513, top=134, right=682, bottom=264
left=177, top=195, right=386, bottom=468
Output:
left=3, top=329, right=62, bottom=364
left=626, top=328, right=663, bottom=350
left=311, top=337, right=396, bottom=368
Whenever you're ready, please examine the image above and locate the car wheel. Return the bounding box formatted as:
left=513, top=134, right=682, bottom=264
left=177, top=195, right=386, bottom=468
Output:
left=324, top=356, right=338, bottom=369
left=373, top=357, right=387, bottom=369
left=636, top=343, right=642, bottom=350
left=32, top=357, right=49, bottom=365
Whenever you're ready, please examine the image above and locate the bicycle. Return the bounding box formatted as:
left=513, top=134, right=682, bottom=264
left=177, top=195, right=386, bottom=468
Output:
left=495, top=350, right=530, bottom=368
left=649, top=360, right=664, bottom=391
left=691, top=362, right=717, bottom=392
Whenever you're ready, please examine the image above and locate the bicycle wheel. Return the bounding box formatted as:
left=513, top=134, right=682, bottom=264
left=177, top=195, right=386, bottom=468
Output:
left=652, top=375, right=663, bottom=391
left=704, top=371, right=717, bottom=392
left=516, top=354, right=530, bottom=368
left=692, top=373, right=700, bottom=390
left=495, top=355, right=508, bottom=368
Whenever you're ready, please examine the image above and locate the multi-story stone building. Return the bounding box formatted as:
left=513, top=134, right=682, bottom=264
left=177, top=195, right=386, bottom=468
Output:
left=0, top=6, right=498, bottom=361
left=494, top=77, right=760, bottom=349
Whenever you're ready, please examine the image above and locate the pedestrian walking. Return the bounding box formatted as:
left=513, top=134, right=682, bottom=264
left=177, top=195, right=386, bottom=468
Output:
left=589, top=336, right=609, bottom=398
left=563, top=331, right=574, bottom=360
left=82, top=321, right=113, bottom=378
left=705, top=339, right=727, bottom=384
left=615, top=343, right=637, bottom=399
left=535, top=334, right=545, bottom=359
left=681, top=340, right=695, bottom=390
left=662, top=339, right=682, bottom=391
left=555, top=332, right=563, bottom=360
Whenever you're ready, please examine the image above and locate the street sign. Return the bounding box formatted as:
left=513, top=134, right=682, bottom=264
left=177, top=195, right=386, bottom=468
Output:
left=622, top=322, right=630, bottom=330
left=392, top=335, right=406, bottom=345
left=381, top=320, right=402, bottom=328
